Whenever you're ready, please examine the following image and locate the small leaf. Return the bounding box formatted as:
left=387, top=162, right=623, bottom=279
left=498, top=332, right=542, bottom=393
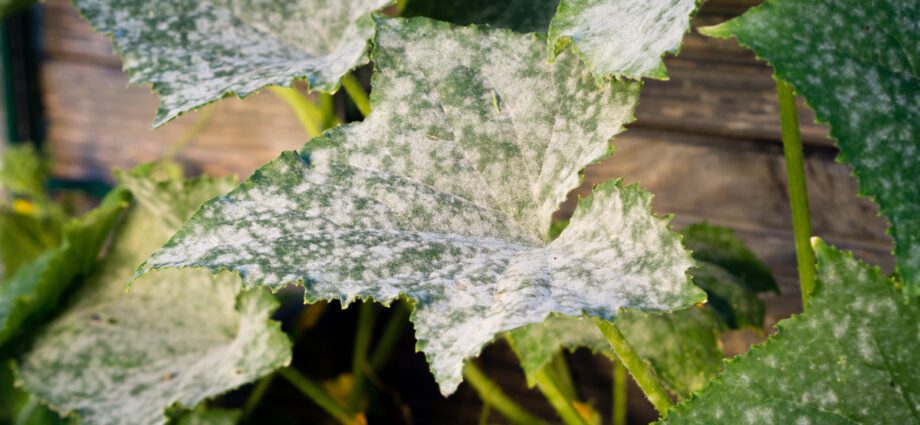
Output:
left=141, top=17, right=703, bottom=395
left=72, top=0, right=391, bottom=126
left=548, top=0, right=702, bottom=79
left=0, top=189, right=130, bottom=349
left=17, top=166, right=291, bottom=425
left=661, top=240, right=920, bottom=424
left=701, top=0, right=920, bottom=297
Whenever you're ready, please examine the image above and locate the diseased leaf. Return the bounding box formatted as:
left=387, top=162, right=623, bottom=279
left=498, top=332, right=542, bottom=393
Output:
left=0, top=189, right=130, bottom=349
left=17, top=166, right=291, bottom=425
left=507, top=223, right=775, bottom=397
left=507, top=308, right=723, bottom=399
left=141, top=17, right=704, bottom=395
left=661, top=240, right=920, bottom=424
left=405, top=0, right=700, bottom=79
left=403, top=0, right=560, bottom=33
left=702, top=0, right=920, bottom=296
left=73, top=0, right=391, bottom=127
left=547, top=0, right=701, bottom=79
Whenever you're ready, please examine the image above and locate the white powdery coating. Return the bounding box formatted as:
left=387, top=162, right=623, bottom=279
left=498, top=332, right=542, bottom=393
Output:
left=18, top=172, right=290, bottom=425
left=548, top=0, right=698, bottom=78
left=145, top=18, right=701, bottom=395
left=74, top=0, right=390, bottom=126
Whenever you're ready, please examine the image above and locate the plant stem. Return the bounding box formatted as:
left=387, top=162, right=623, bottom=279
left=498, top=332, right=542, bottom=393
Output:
left=776, top=79, right=816, bottom=305
left=369, top=303, right=410, bottom=371
left=596, top=320, right=672, bottom=417
left=277, top=367, right=357, bottom=425
left=478, top=401, right=492, bottom=425
left=613, top=359, right=627, bottom=425
left=341, top=73, right=371, bottom=117
left=163, top=105, right=216, bottom=160
left=550, top=352, right=578, bottom=400
left=349, top=302, right=377, bottom=411
left=463, top=363, right=550, bottom=425
left=534, top=367, right=591, bottom=425
left=320, top=92, right=336, bottom=130
left=269, top=86, right=324, bottom=137
left=240, top=373, right=275, bottom=422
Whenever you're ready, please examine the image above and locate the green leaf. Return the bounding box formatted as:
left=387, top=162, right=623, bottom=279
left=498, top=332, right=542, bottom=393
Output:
left=701, top=0, right=920, bottom=297
left=0, top=212, right=62, bottom=280
left=72, top=0, right=391, bottom=127
left=682, top=223, right=776, bottom=329
left=0, top=145, right=48, bottom=201
left=17, top=166, right=292, bottom=425
left=662, top=240, right=920, bottom=424
left=0, top=189, right=130, bottom=349
left=402, top=0, right=560, bottom=33
left=548, top=0, right=701, bottom=79
left=141, top=17, right=704, bottom=395
left=405, top=0, right=700, bottom=79
left=169, top=407, right=241, bottom=425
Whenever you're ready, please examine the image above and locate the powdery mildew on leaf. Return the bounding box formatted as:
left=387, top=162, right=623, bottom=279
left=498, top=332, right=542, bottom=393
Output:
left=142, top=18, right=704, bottom=395
left=662, top=240, right=920, bottom=424
left=703, top=0, right=920, bottom=297
left=73, top=0, right=391, bottom=127
left=17, top=166, right=291, bottom=425
left=548, top=0, right=701, bottom=79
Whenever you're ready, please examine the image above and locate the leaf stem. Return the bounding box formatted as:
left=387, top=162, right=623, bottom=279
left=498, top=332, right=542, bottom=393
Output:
left=349, top=302, right=377, bottom=410
left=240, top=373, right=275, bottom=422
left=341, top=73, right=371, bottom=117
left=269, top=86, right=324, bottom=137
left=163, top=105, right=216, bottom=160
left=369, top=303, right=410, bottom=371
left=534, top=366, right=591, bottom=425
left=463, top=363, right=550, bottom=425
left=276, top=367, right=357, bottom=425
left=776, top=79, right=816, bottom=305
left=550, top=352, right=578, bottom=400
left=613, top=359, right=627, bottom=425
left=596, top=320, right=672, bottom=417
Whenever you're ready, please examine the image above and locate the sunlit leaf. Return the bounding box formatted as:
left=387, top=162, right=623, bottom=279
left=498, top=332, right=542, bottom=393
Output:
left=140, top=17, right=703, bottom=395
left=17, top=165, right=291, bottom=425
left=702, top=0, right=920, bottom=297
left=662, top=240, right=920, bottom=424
left=73, top=0, right=391, bottom=126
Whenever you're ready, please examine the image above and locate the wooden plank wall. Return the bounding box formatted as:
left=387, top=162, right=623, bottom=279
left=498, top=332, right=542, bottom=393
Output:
left=37, top=0, right=894, bottom=423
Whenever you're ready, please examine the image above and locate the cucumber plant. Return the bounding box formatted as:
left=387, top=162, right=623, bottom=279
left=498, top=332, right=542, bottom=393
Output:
left=0, top=0, right=917, bottom=423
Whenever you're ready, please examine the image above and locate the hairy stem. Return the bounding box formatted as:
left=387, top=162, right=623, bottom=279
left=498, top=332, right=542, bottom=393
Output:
left=369, top=303, right=410, bottom=371
left=463, top=363, right=550, bottom=425
left=596, top=320, right=672, bottom=417
left=240, top=373, right=275, bottom=422
left=534, top=366, right=591, bottom=425
left=269, top=86, right=324, bottom=137
left=349, top=302, right=377, bottom=411
left=776, top=79, right=816, bottom=305
left=341, top=73, right=371, bottom=117
left=613, top=359, right=627, bottom=425
left=277, top=367, right=357, bottom=425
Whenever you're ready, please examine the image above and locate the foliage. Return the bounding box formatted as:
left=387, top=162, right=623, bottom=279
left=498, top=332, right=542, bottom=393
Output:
left=662, top=240, right=920, bottom=423
left=702, top=0, right=920, bottom=297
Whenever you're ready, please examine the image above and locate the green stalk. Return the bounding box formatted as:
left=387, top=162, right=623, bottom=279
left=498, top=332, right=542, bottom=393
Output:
left=550, top=352, right=578, bottom=400
left=320, top=92, right=336, bottom=130
left=277, top=367, right=357, bottom=425
left=776, top=79, right=816, bottom=305
left=349, top=302, right=377, bottom=411
left=596, top=320, right=672, bottom=417
left=340, top=73, right=371, bottom=117
left=269, top=86, right=324, bottom=137
left=240, top=373, right=275, bottom=422
left=613, top=359, right=627, bottom=425
left=463, top=363, right=550, bottom=425
left=163, top=105, right=216, bottom=160
left=534, top=367, right=591, bottom=425
left=369, top=303, right=410, bottom=371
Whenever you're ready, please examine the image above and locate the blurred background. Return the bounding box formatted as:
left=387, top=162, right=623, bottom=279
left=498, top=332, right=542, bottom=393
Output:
left=0, top=0, right=893, bottom=423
